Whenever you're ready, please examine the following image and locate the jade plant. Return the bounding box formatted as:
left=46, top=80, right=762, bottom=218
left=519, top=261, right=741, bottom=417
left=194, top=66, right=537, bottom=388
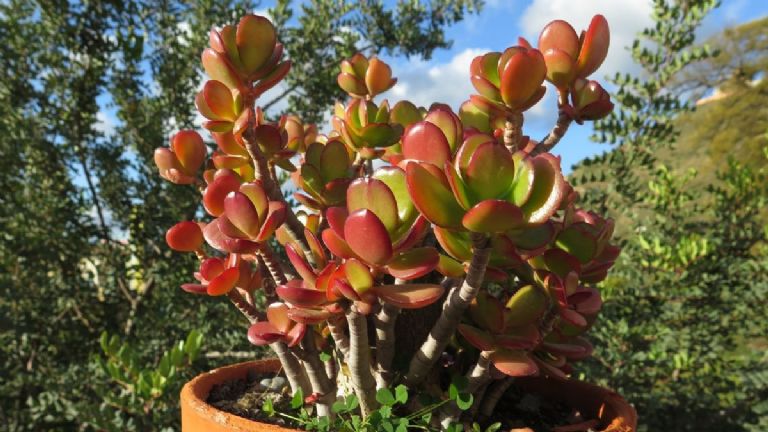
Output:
left=156, top=13, right=618, bottom=430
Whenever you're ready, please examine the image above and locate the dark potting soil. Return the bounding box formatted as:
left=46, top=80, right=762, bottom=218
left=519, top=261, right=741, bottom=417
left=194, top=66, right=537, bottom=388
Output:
left=208, top=372, right=598, bottom=432
left=206, top=369, right=298, bottom=427
left=485, top=384, right=600, bottom=432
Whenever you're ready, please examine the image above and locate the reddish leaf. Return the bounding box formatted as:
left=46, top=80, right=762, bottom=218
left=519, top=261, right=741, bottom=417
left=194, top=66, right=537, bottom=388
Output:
left=365, top=57, right=395, bottom=96
left=458, top=324, right=495, bottom=351
left=343, top=209, right=393, bottom=266
left=202, top=218, right=260, bottom=253
left=255, top=202, right=286, bottom=242
left=462, top=200, right=524, bottom=233
left=181, top=284, right=207, bottom=295
left=343, top=258, right=374, bottom=294
left=401, top=121, right=452, bottom=167
left=347, top=178, right=399, bottom=233
left=433, top=227, right=472, bottom=262
left=199, top=257, right=226, bottom=281
left=267, top=302, right=292, bottom=333
left=224, top=191, right=261, bottom=238
left=201, top=80, right=236, bottom=121
left=276, top=280, right=327, bottom=307
left=247, top=321, right=283, bottom=345
left=286, top=244, right=317, bottom=287
left=321, top=228, right=357, bottom=259
left=374, top=283, right=445, bottom=309
left=499, top=49, right=546, bottom=108
left=543, top=48, right=577, bottom=88
left=338, top=72, right=367, bottom=96
left=207, top=267, right=240, bottom=296
left=385, top=247, right=439, bottom=280
left=575, top=15, right=610, bottom=78
left=203, top=171, right=242, bottom=217
left=490, top=350, right=539, bottom=377
left=287, top=307, right=332, bottom=325
left=538, top=20, right=579, bottom=59
left=165, top=221, right=203, bottom=252
left=424, top=106, right=463, bottom=152
left=236, top=15, right=276, bottom=74
left=171, top=130, right=207, bottom=175
left=201, top=48, right=241, bottom=90
left=333, top=278, right=361, bottom=301
left=405, top=162, right=464, bottom=229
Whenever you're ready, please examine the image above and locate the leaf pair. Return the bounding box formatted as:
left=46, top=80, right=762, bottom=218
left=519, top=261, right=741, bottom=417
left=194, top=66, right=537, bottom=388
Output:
left=538, top=15, right=610, bottom=88
left=154, top=130, right=207, bottom=184
left=337, top=54, right=397, bottom=99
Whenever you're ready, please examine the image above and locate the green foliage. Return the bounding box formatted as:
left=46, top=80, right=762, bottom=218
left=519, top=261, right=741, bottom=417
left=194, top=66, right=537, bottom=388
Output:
left=263, top=381, right=496, bottom=432
left=572, top=2, right=768, bottom=430
left=0, top=1, right=480, bottom=430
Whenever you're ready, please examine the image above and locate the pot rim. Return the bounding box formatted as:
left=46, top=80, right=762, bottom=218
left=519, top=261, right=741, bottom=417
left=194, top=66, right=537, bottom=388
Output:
left=181, top=359, right=636, bottom=432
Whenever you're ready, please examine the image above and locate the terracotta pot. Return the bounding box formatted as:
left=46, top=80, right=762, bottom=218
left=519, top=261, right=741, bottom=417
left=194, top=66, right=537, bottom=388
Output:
left=514, top=375, right=637, bottom=432
left=181, top=359, right=637, bottom=432
left=181, top=358, right=301, bottom=432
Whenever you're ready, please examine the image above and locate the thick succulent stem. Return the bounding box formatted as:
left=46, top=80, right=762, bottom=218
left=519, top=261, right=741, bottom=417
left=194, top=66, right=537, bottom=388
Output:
left=439, top=351, right=492, bottom=428
left=480, top=377, right=515, bottom=418
left=503, top=112, right=524, bottom=150
left=532, top=110, right=572, bottom=156
left=345, top=304, right=379, bottom=417
left=327, top=318, right=350, bottom=360
left=271, top=341, right=312, bottom=396
left=405, top=233, right=491, bottom=386
left=242, top=128, right=315, bottom=268
left=227, top=286, right=309, bottom=397
left=227, top=289, right=264, bottom=322
left=374, top=301, right=401, bottom=388
left=298, top=332, right=337, bottom=419
left=257, top=242, right=292, bottom=285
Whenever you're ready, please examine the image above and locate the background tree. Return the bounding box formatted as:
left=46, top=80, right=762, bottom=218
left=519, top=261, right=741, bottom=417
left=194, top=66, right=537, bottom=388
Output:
left=0, top=1, right=481, bottom=430
left=570, top=1, right=768, bottom=430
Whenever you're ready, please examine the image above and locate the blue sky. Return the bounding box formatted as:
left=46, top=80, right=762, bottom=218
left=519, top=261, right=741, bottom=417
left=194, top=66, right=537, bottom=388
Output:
left=96, top=0, right=768, bottom=173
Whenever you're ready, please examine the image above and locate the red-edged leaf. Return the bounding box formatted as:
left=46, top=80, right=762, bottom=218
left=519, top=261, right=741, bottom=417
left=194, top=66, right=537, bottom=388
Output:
left=165, top=221, right=203, bottom=252
left=201, top=80, right=236, bottom=121
left=405, top=162, right=464, bottom=229
left=424, top=106, right=463, bottom=152
left=266, top=302, right=292, bottom=333
left=343, top=209, right=393, bottom=266
left=181, top=283, right=208, bottom=295
left=458, top=324, right=495, bottom=351
left=236, top=15, right=276, bottom=74
left=239, top=182, right=269, bottom=225
left=507, top=222, right=557, bottom=253
left=499, top=49, right=546, bottom=108
left=171, top=130, right=207, bottom=175
left=325, top=206, right=348, bottom=238
left=365, top=57, right=395, bottom=96
left=207, top=267, right=240, bottom=296
left=247, top=321, right=283, bottom=345
left=321, top=228, right=357, bottom=259
left=569, top=288, right=602, bottom=315
left=287, top=307, right=332, bottom=325
left=555, top=223, right=598, bottom=264
left=286, top=245, right=317, bottom=287
left=202, top=218, right=259, bottom=253
left=469, top=291, right=505, bottom=333
left=337, top=72, right=367, bottom=96
left=373, top=283, right=445, bottom=309
left=255, top=201, right=286, bottom=242
left=433, top=227, right=472, bottom=262
left=343, top=258, right=374, bottom=294
left=201, top=48, right=241, bottom=90
left=560, top=308, right=587, bottom=327
left=285, top=322, right=306, bottom=347
left=436, top=254, right=465, bottom=278
left=538, top=20, right=579, bottom=59
left=385, top=247, right=439, bottom=280
left=541, top=341, right=588, bottom=357
left=199, top=257, right=226, bottom=281
left=276, top=280, right=327, bottom=307
left=575, top=15, right=610, bottom=78
left=504, top=285, right=548, bottom=327
left=489, top=349, right=539, bottom=377
left=347, top=178, right=399, bottom=233
left=520, top=154, right=566, bottom=224
left=462, top=199, right=523, bottom=233
left=203, top=171, right=242, bottom=217
left=401, top=121, right=452, bottom=167
left=224, top=191, right=261, bottom=238
left=543, top=48, right=577, bottom=88
left=464, top=142, right=515, bottom=200
left=333, top=278, right=361, bottom=301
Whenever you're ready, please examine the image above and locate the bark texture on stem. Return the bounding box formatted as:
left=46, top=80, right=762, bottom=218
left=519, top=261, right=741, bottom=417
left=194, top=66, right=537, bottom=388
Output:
left=480, top=377, right=515, bottom=418
left=271, top=341, right=312, bottom=396
left=406, top=234, right=491, bottom=386
left=327, top=318, right=350, bottom=360
left=503, top=112, right=524, bottom=150
left=227, top=289, right=264, bottom=323
left=440, top=352, right=493, bottom=428
left=374, top=301, right=401, bottom=388
left=345, top=305, right=379, bottom=417
left=298, top=332, right=337, bottom=419
left=242, top=131, right=315, bottom=267
left=532, top=110, right=572, bottom=156
left=257, top=243, right=290, bottom=285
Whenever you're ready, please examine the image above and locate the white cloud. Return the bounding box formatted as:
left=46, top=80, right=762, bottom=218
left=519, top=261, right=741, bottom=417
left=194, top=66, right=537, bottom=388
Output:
left=520, top=0, right=653, bottom=78
left=387, top=48, right=488, bottom=112
left=95, top=111, right=115, bottom=135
